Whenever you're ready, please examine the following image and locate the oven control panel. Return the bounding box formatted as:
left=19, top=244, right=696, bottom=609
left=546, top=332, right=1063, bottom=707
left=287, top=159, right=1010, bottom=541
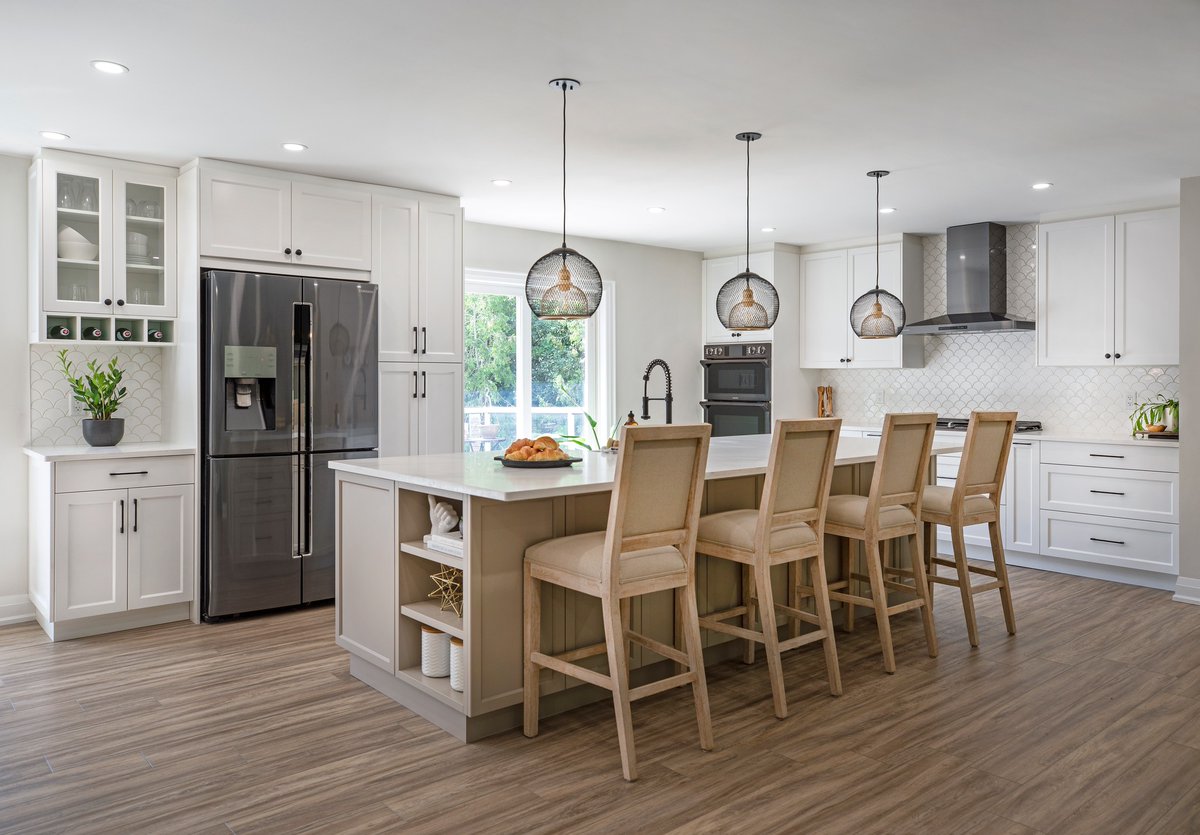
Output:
left=703, top=342, right=771, bottom=359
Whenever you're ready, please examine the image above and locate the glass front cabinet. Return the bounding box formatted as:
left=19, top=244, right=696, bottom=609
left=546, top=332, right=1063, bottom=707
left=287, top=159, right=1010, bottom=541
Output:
left=33, top=151, right=177, bottom=344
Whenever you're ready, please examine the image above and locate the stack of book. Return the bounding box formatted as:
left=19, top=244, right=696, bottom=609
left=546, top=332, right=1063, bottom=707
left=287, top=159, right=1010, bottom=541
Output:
left=423, top=530, right=463, bottom=558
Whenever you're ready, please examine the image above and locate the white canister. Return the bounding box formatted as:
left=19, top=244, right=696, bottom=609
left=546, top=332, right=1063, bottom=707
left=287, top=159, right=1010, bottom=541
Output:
left=420, top=626, right=451, bottom=678
left=449, top=637, right=464, bottom=692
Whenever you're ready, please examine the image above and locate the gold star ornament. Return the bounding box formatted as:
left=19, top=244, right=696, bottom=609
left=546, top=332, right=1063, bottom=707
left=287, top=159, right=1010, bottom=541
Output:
left=428, top=564, right=463, bottom=617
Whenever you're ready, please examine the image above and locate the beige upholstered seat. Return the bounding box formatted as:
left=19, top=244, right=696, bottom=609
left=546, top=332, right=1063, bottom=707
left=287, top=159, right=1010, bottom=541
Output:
left=822, top=412, right=939, bottom=674
left=921, top=411, right=1018, bottom=647
left=696, top=419, right=843, bottom=718
left=523, top=424, right=714, bottom=782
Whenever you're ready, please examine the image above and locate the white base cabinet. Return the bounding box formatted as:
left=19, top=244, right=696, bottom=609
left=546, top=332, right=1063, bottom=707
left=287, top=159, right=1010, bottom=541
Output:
left=29, top=453, right=196, bottom=640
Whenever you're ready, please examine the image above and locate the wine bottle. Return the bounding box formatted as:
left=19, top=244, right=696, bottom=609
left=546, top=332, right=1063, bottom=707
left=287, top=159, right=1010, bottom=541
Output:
left=148, top=329, right=165, bottom=342
left=82, top=326, right=103, bottom=340
left=48, top=323, right=71, bottom=339
left=115, top=327, right=133, bottom=341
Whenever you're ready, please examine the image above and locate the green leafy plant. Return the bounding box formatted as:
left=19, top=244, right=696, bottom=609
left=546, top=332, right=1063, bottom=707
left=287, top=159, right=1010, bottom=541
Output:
left=1129, top=394, right=1179, bottom=434
left=555, top=382, right=620, bottom=451
left=57, top=349, right=128, bottom=420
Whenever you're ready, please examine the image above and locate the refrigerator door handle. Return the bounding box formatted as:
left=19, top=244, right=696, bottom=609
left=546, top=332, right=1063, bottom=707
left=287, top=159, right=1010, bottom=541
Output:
left=298, top=454, right=313, bottom=559
left=292, top=456, right=302, bottom=558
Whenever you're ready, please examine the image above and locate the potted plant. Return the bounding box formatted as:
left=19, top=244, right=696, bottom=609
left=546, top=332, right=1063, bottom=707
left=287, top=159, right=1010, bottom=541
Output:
left=56, top=349, right=129, bottom=447
left=1129, top=394, right=1179, bottom=435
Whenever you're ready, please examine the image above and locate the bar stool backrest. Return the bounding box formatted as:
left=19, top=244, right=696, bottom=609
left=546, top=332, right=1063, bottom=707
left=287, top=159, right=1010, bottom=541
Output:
left=604, top=424, right=712, bottom=589
left=758, top=418, right=842, bottom=542
left=955, top=411, right=1018, bottom=502
left=870, top=413, right=939, bottom=515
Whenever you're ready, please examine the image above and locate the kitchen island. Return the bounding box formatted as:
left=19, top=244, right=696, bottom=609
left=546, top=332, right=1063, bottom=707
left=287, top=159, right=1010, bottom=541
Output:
left=330, top=434, right=962, bottom=741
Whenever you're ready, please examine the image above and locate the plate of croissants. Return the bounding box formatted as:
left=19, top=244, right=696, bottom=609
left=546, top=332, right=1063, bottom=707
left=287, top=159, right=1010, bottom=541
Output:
left=495, top=436, right=581, bottom=468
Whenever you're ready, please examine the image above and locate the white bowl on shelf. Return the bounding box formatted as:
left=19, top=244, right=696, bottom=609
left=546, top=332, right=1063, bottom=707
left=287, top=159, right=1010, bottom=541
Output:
left=58, top=240, right=99, bottom=261
left=58, top=225, right=90, bottom=244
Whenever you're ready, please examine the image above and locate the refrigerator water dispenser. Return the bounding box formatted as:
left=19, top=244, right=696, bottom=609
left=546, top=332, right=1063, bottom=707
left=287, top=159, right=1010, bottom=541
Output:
left=223, top=345, right=277, bottom=431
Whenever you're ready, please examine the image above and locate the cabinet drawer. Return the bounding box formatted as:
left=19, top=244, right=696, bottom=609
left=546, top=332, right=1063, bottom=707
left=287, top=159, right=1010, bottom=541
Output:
left=1038, top=441, right=1177, bottom=473
left=1040, top=511, right=1177, bottom=574
left=56, top=455, right=195, bottom=494
left=1040, top=464, right=1178, bottom=523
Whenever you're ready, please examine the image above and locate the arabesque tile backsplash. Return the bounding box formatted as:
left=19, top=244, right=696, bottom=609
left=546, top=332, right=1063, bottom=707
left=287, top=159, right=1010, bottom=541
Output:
left=819, top=224, right=1179, bottom=434
left=30, top=345, right=163, bottom=445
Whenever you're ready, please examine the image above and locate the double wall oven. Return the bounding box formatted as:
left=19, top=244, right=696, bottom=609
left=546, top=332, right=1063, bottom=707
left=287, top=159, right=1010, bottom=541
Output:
left=701, top=342, right=771, bottom=436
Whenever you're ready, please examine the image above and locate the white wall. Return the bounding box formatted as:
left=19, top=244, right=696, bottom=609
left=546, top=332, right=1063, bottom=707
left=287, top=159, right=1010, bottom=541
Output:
left=0, top=154, right=31, bottom=622
left=464, top=221, right=704, bottom=427
left=1175, top=176, right=1200, bottom=602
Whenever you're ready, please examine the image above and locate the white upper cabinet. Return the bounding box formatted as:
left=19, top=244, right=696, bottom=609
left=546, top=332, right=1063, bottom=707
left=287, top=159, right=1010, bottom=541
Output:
left=702, top=253, right=781, bottom=343
left=375, top=195, right=420, bottom=362
left=1038, top=209, right=1178, bottom=367
left=418, top=202, right=464, bottom=363
left=799, top=250, right=848, bottom=367
left=847, top=244, right=905, bottom=368
left=199, top=163, right=373, bottom=271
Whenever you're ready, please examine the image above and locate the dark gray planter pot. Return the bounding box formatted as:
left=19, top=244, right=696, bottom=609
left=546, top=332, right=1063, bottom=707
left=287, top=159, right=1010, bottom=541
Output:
left=81, top=418, right=125, bottom=447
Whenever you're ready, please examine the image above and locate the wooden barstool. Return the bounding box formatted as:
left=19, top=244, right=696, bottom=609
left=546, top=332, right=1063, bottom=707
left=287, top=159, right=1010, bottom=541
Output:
left=523, top=424, right=713, bottom=782
left=921, top=411, right=1018, bottom=646
left=824, top=412, right=939, bottom=673
left=696, top=418, right=843, bottom=718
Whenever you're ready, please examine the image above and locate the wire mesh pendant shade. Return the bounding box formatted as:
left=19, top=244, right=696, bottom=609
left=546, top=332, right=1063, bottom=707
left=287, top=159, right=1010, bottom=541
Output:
left=526, top=246, right=602, bottom=319
left=850, top=288, right=905, bottom=338
left=717, top=271, right=778, bottom=330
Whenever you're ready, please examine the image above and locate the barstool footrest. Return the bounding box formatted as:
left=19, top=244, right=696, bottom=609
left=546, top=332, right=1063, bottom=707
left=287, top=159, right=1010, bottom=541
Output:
left=530, top=651, right=612, bottom=691
left=886, top=598, right=926, bottom=615
left=627, top=630, right=688, bottom=665
left=699, top=617, right=761, bottom=643
left=779, top=630, right=828, bottom=652
left=775, top=602, right=820, bottom=627
left=554, top=642, right=609, bottom=663
left=702, top=605, right=749, bottom=623
left=969, top=580, right=1004, bottom=594
left=629, top=672, right=697, bottom=702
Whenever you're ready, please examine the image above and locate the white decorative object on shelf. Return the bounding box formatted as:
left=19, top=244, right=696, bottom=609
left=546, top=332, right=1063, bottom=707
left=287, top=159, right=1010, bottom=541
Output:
left=428, top=494, right=459, bottom=534
left=449, top=636, right=464, bottom=692
left=422, top=531, right=463, bottom=558
left=420, top=625, right=451, bottom=678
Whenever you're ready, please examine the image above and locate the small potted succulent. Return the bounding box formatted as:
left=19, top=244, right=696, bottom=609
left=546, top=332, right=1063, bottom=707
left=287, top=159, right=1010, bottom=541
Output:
left=56, top=349, right=129, bottom=446
left=1129, top=394, right=1179, bottom=436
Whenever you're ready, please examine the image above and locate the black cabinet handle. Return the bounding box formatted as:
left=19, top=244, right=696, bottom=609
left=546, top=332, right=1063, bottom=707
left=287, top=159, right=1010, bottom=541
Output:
left=421, top=326, right=427, bottom=354
left=845, top=358, right=852, bottom=363
left=284, top=248, right=292, bottom=255
left=109, top=470, right=149, bottom=476
left=295, top=249, right=302, bottom=256
left=1090, top=537, right=1125, bottom=546
left=119, top=499, right=125, bottom=534
left=839, top=358, right=846, bottom=363
left=1104, top=353, right=1112, bottom=359
left=412, top=326, right=419, bottom=354
left=132, top=498, right=138, bottom=533
left=104, top=298, right=112, bottom=306
left=1114, top=353, right=1121, bottom=359
left=411, top=370, right=418, bottom=399
left=116, top=299, right=125, bottom=307
left=1013, top=442, right=1032, bottom=446
left=1090, top=489, right=1126, bottom=496
left=421, top=370, right=427, bottom=398
left=1089, top=453, right=1125, bottom=459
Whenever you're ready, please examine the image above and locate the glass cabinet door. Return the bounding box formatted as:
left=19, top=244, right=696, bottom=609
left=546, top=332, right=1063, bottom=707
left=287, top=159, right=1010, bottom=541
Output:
left=114, top=169, right=177, bottom=317
left=42, top=160, right=113, bottom=316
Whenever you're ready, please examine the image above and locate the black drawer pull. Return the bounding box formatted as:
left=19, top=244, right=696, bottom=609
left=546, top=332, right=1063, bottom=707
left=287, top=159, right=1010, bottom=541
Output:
left=1090, top=489, right=1126, bottom=496
left=132, top=498, right=138, bottom=533
left=1089, top=454, right=1124, bottom=459
left=110, top=470, right=149, bottom=476
left=119, top=499, right=125, bottom=534
left=1090, top=537, right=1126, bottom=546
left=1013, top=441, right=1032, bottom=446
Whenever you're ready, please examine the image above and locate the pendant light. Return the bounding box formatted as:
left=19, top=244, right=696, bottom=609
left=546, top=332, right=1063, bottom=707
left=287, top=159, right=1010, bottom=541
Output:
left=850, top=170, right=906, bottom=338
left=525, top=78, right=602, bottom=320
left=716, top=132, right=778, bottom=331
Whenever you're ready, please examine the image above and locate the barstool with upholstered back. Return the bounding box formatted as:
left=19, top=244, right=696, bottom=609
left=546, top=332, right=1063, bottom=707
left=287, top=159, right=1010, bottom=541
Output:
left=695, top=418, right=843, bottom=718
left=522, top=424, right=713, bottom=782
left=920, top=411, right=1018, bottom=646
left=823, top=412, right=939, bottom=674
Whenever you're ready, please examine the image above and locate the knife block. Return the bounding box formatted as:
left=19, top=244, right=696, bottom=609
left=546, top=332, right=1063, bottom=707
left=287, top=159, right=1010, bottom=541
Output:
left=817, top=386, right=834, bottom=418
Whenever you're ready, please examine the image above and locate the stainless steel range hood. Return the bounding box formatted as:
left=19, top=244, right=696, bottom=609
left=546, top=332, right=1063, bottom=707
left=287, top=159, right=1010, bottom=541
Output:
left=905, top=222, right=1035, bottom=334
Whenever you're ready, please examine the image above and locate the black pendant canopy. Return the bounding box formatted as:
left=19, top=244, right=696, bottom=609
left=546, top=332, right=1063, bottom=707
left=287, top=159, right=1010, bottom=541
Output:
left=525, top=78, right=602, bottom=320
left=716, top=132, right=779, bottom=331
left=850, top=170, right=906, bottom=338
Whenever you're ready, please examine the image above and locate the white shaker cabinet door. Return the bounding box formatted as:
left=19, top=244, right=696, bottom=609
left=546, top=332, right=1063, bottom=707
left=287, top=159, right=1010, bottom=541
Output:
left=53, top=490, right=128, bottom=620
left=379, top=362, right=420, bottom=457
left=418, top=202, right=463, bottom=363
left=199, top=168, right=292, bottom=263
left=1037, top=216, right=1114, bottom=366
left=799, top=250, right=849, bottom=368
left=418, top=364, right=464, bottom=455
left=291, top=181, right=373, bottom=271
left=1006, top=441, right=1039, bottom=553
left=1114, top=208, right=1179, bottom=367
left=847, top=243, right=903, bottom=368
left=127, top=484, right=195, bottom=610
left=374, top=194, right=420, bottom=362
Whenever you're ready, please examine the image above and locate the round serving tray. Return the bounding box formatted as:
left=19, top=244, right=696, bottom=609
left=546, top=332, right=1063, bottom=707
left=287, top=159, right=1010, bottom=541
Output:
left=494, top=455, right=582, bottom=469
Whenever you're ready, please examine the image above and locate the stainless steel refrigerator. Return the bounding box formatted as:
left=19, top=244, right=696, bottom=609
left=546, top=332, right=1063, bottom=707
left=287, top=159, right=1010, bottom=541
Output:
left=201, top=270, right=378, bottom=619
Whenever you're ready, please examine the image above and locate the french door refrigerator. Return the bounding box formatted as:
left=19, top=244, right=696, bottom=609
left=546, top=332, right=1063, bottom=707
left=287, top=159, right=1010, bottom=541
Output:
left=202, top=270, right=378, bottom=619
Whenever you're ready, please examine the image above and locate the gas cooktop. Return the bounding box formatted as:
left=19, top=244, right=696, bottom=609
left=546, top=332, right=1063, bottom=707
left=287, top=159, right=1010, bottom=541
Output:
left=936, top=418, right=1042, bottom=433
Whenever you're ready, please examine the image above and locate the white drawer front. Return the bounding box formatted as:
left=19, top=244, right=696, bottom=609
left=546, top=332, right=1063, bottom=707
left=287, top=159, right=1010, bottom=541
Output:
left=1038, top=441, right=1178, bottom=473
left=1040, top=511, right=1178, bottom=574
left=56, top=455, right=196, bottom=494
left=1040, top=464, right=1178, bottom=523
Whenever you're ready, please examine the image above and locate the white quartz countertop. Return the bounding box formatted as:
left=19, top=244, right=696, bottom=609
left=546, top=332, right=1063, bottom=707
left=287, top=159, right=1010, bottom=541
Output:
left=329, top=435, right=964, bottom=502
left=24, top=442, right=198, bottom=462
left=841, top=424, right=1180, bottom=448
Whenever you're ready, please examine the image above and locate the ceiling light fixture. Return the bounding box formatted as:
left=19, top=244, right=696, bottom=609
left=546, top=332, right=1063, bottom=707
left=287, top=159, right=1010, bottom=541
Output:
left=40, top=131, right=69, bottom=141
left=850, top=170, right=906, bottom=339
left=761, top=226, right=776, bottom=233
left=491, top=179, right=512, bottom=187
left=879, top=207, right=897, bottom=214
left=282, top=142, right=307, bottom=152
left=525, top=79, right=602, bottom=320
left=90, top=60, right=129, bottom=74
left=1032, top=182, right=1053, bottom=190
left=716, top=132, right=779, bottom=331
left=647, top=206, right=666, bottom=214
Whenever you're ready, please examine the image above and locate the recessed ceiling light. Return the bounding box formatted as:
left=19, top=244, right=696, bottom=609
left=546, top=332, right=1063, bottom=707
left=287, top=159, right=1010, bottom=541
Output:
left=761, top=226, right=776, bottom=233
left=90, top=60, right=129, bottom=74
left=879, top=207, right=897, bottom=214
left=282, top=142, right=308, bottom=152
left=40, top=131, right=69, bottom=141
left=1032, top=182, right=1053, bottom=190
left=491, top=179, right=512, bottom=187
left=647, top=206, right=666, bottom=214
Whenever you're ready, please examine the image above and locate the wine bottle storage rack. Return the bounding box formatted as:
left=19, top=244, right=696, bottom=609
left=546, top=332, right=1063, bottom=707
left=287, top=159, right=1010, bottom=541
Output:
left=38, top=313, right=174, bottom=346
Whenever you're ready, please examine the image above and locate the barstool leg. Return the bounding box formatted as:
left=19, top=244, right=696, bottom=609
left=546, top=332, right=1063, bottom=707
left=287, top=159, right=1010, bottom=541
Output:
left=951, top=525, right=980, bottom=647
left=602, top=594, right=638, bottom=781
left=678, top=584, right=715, bottom=751
left=989, top=520, right=1017, bottom=636
left=809, top=551, right=843, bottom=696
left=924, top=521, right=937, bottom=577
left=865, top=538, right=896, bottom=673
left=523, top=563, right=540, bottom=738
left=755, top=562, right=787, bottom=719
left=843, top=539, right=857, bottom=633
left=910, top=529, right=938, bottom=658
left=743, top=564, right=757, bottom=664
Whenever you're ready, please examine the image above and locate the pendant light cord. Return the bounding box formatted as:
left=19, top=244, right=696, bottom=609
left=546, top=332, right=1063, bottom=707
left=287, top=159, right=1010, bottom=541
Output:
left=744, top=136, right=751, bottom=288
left=874, top=172, right=881, bottom=295
left=561, top=83, right=568, bottom=249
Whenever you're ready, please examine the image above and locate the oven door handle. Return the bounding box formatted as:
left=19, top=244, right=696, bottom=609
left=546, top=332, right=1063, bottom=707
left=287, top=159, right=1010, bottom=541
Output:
left=701, top=401, right=771, bottom=409
left=700, top=359, right=770, bottom=366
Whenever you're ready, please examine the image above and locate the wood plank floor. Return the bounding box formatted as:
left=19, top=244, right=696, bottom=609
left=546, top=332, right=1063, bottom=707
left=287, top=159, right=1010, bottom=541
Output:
left=3, top=566, right=1200, bottom=834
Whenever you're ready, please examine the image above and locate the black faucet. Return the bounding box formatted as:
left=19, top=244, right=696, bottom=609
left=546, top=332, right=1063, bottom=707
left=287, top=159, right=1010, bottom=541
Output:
left=641, top=359, right=673, bottom=424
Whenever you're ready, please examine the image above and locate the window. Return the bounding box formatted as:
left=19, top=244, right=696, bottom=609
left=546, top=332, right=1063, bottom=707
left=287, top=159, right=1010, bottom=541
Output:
left=463, top=269, right=613, bottom=448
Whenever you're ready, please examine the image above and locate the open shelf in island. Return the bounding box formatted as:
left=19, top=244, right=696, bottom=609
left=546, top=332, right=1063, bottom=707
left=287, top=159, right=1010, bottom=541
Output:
left=400, top=539, right=464, bottom=570
left=400, top=600, right=464, bottom=640
left=396, top=665, right=465, bottom=710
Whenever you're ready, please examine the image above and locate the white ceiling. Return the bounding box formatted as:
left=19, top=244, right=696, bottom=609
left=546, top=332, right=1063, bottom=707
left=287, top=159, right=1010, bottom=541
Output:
left=3, top=0, right=1199, bottom=252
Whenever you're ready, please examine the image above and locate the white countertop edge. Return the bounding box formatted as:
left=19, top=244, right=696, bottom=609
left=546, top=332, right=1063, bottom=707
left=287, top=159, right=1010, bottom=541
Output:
left=840, top=424, right=1179, bottom=448
left=24, top=442, right=198, bottom=462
